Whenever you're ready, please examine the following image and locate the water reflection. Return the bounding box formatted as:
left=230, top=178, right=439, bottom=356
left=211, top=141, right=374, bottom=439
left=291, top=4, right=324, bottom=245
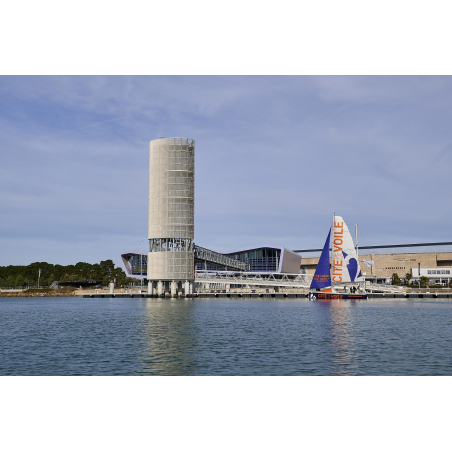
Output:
left=138, top=298, right=360, bottom=375
left=133, top=298, right=452, bottom=376
left=312, top=300, right=358, bottom=375
left=329, top=301, right=357, bottom=375
left=136, top=299, right=197, bottom=375
left=1, top=297, right=451, bottom=376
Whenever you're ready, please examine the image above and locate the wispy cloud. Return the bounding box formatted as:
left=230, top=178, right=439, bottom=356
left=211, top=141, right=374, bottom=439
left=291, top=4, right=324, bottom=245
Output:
left=26, top=114, right=139, bottom=143
left=0, top=75, right=451, bottom=266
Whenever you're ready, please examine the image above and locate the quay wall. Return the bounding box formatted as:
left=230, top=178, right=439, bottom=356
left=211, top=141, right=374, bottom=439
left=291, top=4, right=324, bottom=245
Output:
left=82, top=292, right=452, bottom=300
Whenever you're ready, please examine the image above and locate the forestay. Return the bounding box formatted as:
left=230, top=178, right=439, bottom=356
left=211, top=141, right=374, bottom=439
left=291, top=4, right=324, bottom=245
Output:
left=309, top=228, right=332, bottom=290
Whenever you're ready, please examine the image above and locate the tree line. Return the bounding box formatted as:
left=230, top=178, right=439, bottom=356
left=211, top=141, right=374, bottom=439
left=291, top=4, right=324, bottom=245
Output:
left=392, top=272, right=450, bottom=288
left=0, top=260, right=136, bottom=288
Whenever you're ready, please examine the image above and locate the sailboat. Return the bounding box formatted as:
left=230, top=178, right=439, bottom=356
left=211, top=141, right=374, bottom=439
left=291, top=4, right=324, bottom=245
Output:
left=309, top=214, right=367, bottom=300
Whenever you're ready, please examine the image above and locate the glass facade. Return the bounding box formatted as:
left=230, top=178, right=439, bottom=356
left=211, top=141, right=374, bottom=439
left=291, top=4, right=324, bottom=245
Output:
left=194, top=262, right=230, bottom=272
left=130, top=254, right=147, bottom=276
left=225, top=247, right=281, bottom=272
left=122, top=246, right=286, bottom=279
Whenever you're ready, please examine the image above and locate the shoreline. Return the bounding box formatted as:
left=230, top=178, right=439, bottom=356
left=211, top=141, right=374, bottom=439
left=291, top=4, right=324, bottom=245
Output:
left=2, top=290, right=451, bottom=300
left=0, top=291, right=77, bottom=298
left=82, top=292, right=452, bottom=299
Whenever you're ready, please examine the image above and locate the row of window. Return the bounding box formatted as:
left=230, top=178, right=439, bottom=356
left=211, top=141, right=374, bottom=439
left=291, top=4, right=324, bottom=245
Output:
left=130, top=254, right=147, bottom=275
left=227, top=248, right=281, bottom=261
left=246, top=257, right=279, bottom=272
left=149, top=238, right=194, bottom=252
left=427, top=270, right=451, bottom=275
left=195, top=263, right=226, bottom=271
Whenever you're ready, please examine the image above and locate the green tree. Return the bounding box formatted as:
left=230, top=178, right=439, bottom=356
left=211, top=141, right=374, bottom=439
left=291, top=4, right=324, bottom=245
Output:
left=0, top=259, right=124, bottom=287
left=112, top=266, right=127, bottom=285
left=405, top=272, right=412, bottom=285
left=15, top=274, right=25, bottom=287
left=25, top=262, right=53, bottom=281
left=74, top=262, right=92, bottom=280
left=391, top=273, right=401, bottom=285
left=91, top=263, right=101, bottom=280
left=5, top=275, right=15, bottom=288
left=100, top=260, right=115, bottom=280
left=53, top=265, right=65, bottom=280
left=420, top=276, right=429, bottom=288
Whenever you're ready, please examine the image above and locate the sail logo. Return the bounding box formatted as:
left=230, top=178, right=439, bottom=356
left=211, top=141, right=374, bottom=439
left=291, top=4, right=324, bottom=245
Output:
left=314, top=274, right=330, bottom=283
left=332, top=217, right=362, bottom=283
left=332, top=220, right=344, bottom=282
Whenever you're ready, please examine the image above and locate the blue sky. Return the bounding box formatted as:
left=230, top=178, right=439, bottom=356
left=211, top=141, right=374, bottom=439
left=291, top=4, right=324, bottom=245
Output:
left=1, top=75, right=451, bottom=267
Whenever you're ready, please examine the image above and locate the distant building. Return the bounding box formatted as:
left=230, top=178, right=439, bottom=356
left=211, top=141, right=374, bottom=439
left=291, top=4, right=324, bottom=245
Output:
left=411, top=267, right=451, bottom=285
left=147, top=137, right=195, bottom=295
left=121, top=136, right=451, bottom=292
left=298, top=242, right=452, bottom=283
left=224, top=246, right=300, bottom=274
left=120, top=245, right=301, bottom=279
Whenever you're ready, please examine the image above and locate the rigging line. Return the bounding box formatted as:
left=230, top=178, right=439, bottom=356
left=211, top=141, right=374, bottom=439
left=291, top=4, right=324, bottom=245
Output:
left=358, top=227, right=369, bottom=249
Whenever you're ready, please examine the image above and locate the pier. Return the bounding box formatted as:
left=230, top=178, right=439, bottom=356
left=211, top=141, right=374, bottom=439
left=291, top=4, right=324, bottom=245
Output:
left=82, top=292, right=452, bottom=299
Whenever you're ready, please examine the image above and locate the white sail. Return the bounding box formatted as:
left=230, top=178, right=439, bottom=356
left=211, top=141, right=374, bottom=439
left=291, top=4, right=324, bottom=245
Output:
left=331, top=215, right=364, bottom=284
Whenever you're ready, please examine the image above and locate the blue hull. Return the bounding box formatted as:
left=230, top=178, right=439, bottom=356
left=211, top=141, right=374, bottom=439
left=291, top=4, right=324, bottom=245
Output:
left=309, top=292, right=367, bottom=300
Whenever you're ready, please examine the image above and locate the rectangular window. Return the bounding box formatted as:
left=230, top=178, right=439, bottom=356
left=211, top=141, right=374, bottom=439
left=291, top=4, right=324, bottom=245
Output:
left=446, top=270, right=450, bottom=274
left=428, top=270, right=432, bottom=274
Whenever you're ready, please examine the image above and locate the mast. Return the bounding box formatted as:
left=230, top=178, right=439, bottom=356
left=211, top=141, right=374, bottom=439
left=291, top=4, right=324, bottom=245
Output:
left=331, top=212, right=334, bottom=288
left=140, top=239, right=143, bottom=293
left=355, top=223, right=358, bottom=256
left=355, top=223, right=359, bottom=291
left=355, top=223, right=365, bottom=292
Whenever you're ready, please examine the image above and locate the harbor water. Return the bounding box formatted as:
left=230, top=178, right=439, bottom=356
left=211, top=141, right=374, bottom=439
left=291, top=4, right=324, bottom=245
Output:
left=1, top=297, right=451, bottom=376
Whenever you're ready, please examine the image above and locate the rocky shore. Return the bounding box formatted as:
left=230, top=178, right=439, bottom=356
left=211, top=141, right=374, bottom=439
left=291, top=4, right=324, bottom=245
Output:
left=0, top=289, right=76, bottom=297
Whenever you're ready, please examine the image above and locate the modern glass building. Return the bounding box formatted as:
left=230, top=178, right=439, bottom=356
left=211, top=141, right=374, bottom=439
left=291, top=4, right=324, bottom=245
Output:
left=120, top=245, right=301, bottom=279
left=120, top=252, right=148, bottom=279
left=224, top=246, right=301, bottom=273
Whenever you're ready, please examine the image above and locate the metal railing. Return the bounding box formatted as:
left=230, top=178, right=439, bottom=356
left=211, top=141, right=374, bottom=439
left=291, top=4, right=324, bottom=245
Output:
left=195, top=270, right=309, bottom=287
left=194, top=246, right=249, bottom=272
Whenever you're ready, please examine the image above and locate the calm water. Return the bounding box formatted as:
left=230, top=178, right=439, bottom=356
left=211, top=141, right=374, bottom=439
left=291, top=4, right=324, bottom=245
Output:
left=1, top=297, right=451, bottom=376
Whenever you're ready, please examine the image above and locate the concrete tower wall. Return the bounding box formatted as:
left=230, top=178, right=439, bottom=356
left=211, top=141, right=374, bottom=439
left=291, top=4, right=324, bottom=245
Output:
left=147, top=137, right=195, bottom=282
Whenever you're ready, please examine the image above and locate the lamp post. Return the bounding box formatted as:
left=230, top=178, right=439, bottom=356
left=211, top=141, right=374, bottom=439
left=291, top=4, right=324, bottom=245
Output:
left=418, top=263, right=421, bottom=290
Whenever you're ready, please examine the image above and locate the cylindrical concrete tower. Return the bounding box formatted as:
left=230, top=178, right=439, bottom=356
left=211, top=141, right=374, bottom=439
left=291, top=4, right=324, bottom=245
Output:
left=147, top=137, right=195, bottom=294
